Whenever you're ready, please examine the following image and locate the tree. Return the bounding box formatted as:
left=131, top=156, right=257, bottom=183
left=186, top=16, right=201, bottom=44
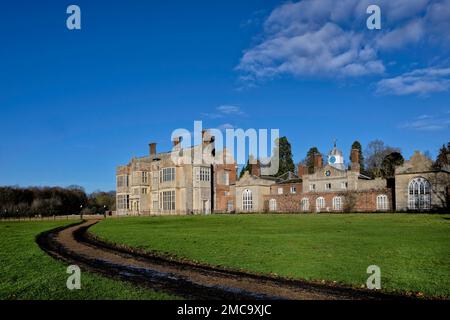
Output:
left=239, top=160, right=251, bottom=179
left=0, top=186, right=106, bottom=218
left=89, top=191, right=116, bottom=213
left=433, top=142, right=450, bottom=170
left=305, top=147, right=321, bottom=174
left=343, top=192, right=357, bottom=212
left=273, top=136, right=295, bottom=177
left=350, top=141, right=365, bottom=172
left=365, top=140, right=400, bottom=178
left=0, top=187, right=87, bottom=216
left=381, top=152, right=404, bottom=178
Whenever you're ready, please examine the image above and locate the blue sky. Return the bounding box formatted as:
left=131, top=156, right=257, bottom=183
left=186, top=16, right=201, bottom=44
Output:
left=0, top=0, right=449, bottom=192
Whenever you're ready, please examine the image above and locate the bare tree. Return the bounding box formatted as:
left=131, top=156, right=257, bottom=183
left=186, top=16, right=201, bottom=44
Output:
left=365, top=140, right=400, bottom=178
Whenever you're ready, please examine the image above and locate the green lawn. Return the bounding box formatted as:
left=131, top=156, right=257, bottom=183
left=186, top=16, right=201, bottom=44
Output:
left=91, top=214, right=450, bottom=298
left=0, top=220, right=176, bottom=300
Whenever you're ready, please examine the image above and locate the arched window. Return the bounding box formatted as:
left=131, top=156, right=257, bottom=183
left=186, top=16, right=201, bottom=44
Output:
left=269, top=199, right=277, bottom=212
left=376, top=195, right=388, bottom=211
left=242, top=189, right=253, bottom=211
left=332, top=196, right=343, bottom=211
left=316, top=197, right=325, bottom=212
left=301, top=198, right=310, bottom=212
left=408, top=177, right=431, bottom=210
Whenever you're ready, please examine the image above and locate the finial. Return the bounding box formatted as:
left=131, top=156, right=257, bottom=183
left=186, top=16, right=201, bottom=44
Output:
left=334, top=139, right=337, bottom=148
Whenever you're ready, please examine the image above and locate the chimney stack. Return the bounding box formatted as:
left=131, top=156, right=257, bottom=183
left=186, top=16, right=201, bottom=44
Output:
left=251, top=160, right=261, bottom=177
left=350, top=148, right=360, bottom=172
left=298, top=164, right=307, bottom=178
left=313, top=153, right=323, bottom=172
left=202, top=129, right=215, bottom=146
left=172, top=137, right=180, bottom=147
left=149, top=143, right=157, bottom=156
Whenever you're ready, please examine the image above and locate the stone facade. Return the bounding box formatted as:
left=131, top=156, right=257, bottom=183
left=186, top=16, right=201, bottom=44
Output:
left=235, top=171, right=277, bottom=213
left=117, top=139, right=449, bottom=215
left=395, top=151, right=450, bottom=212
left=116, top=132, right=237, bottom=216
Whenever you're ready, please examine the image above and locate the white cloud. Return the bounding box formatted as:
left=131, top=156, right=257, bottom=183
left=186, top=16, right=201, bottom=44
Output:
left=237, top=0, right=450, bottom=86
left=218, top=123, right=234, bottom=130
left=217, top=105, right=244, bottom=115
left=376, top=67, right=450, bottom=96
left=425, top=0, right=450, bottom=44
left=238, top=22, right=385, bottom=80
left=201, top=105, right=245, bottom=119
left=399, top=112, right=450, bottom=131
left=376, top=20, right=425, bottom=50
left=200, top=112, right=221, bottom=119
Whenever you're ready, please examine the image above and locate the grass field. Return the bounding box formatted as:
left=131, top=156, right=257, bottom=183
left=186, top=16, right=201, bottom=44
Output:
left=0, top=220, right=176, bottom=300
left=91, top=214, right=450, bottom=298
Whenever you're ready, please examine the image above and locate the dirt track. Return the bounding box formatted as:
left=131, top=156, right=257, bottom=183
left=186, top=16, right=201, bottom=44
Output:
left=37, top=220, right=413, bottom=300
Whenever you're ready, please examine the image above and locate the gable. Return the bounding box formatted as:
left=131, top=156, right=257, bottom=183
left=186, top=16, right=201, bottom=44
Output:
left=236, top=171, right=276, bottom=187
left=396, top=151, right=433, bottom=174
left=309, top=165, right=347, bottom=180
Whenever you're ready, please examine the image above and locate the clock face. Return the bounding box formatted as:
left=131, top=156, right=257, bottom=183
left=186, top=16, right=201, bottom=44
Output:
left=329, top=156, right=336, bottom=164
left=325, top=170, right=331, bottom=177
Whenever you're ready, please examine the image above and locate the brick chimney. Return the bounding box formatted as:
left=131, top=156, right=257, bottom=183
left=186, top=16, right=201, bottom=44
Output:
left=251, top=160, right=261, bottom=177
left=298, top=164, right=307, bottom=178
left=350, top=148, right=360, bottom=172
left=149, top=142, right=157, bottom=156
left=313, top=153, right=323, bottom=172
left=202, top=129, right=215, bottom=146
left=172, top=137, right=180, bottom=147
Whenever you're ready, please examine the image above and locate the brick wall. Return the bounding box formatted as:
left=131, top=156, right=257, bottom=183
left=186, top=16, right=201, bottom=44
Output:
left=270, top=182, right=303, bottom=195
left=214, top=163, right=237, bottom=212
left=263, top=188, right=393, bottom=213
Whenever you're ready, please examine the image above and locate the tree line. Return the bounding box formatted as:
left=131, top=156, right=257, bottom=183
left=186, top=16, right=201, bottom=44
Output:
left=0, top=185, right=115, bottom=218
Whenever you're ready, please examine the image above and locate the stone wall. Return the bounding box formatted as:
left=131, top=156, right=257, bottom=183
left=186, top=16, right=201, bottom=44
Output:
left=395, top=171, right=450, bottom=211
left=236, top=185, right=272, bottom=213
left=357, top=178, right=387, bottom=191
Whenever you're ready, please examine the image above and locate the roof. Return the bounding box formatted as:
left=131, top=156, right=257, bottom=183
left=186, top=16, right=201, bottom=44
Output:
left=358, top=173, right=372, bottom=180
left=274, top=171, right=302, bottom=184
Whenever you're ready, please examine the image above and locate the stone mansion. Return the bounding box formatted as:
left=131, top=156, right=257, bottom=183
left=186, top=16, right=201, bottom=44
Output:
left=116, top=133, right=449, bottom=215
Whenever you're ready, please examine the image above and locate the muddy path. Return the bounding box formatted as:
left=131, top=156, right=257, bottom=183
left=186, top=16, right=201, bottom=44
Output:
left=36, top=220, right=414, bottom=300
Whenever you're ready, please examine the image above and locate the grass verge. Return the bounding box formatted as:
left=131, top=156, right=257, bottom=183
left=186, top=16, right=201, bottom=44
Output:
left=91, top=214, right=450, bottom=298
left=0, top=220, right=177, bottom=300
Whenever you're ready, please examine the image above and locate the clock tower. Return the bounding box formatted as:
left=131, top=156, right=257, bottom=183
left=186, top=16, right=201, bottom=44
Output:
left=327, top=140, right=345, bottom=170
